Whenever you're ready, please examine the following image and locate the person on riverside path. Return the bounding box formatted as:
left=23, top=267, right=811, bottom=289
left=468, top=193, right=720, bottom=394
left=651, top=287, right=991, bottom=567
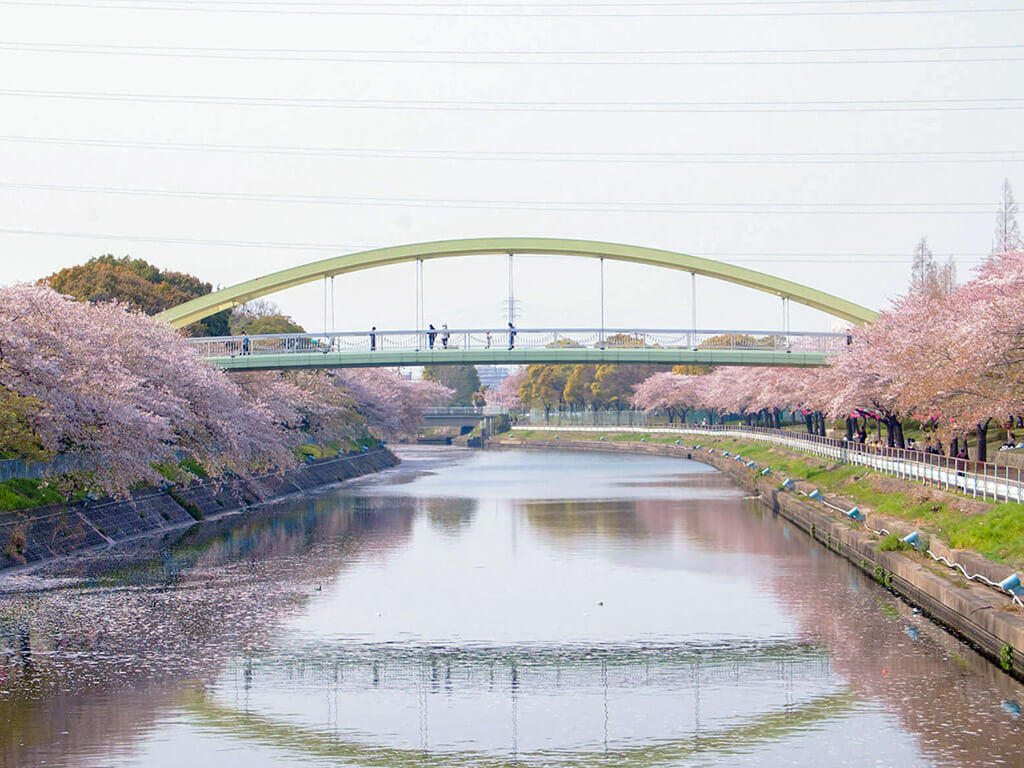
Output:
left=507, top=322, right=516, bottom=350
left=428, top=324, right=437, bottom=350
left=241, top=330, right=250, bottom=356
left=485, top=330, right=492, bottom=348
left=370, top=326, right=377, bottom=351
left=441, top=323, right=451, bottom=349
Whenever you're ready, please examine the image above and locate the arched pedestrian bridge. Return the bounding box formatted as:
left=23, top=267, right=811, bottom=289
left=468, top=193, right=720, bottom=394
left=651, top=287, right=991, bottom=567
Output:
left=158, top=237, right=875, bottom=369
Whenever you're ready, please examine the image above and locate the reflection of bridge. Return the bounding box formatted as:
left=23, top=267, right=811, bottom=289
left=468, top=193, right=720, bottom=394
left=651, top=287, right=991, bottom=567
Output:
left=187, top=327, right=847, bottom=370
left=187, top=689, right=856, bottom=768
left=184, top=639, right=852, bottom=768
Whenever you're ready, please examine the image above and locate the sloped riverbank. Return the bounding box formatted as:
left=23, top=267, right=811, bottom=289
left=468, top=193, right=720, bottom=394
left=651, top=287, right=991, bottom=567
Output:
left=0, top=449, right=398, bottom=573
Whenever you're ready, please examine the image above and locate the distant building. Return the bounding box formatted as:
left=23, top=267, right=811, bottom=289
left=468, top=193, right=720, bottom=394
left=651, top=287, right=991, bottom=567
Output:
left=477, top=365, right=514, bottom=389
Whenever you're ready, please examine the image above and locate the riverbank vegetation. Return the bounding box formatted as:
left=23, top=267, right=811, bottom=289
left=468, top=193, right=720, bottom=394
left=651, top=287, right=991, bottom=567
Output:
left=0, top=282, right=449, bottom=499
left=45, top=254, right=232, bottom=337
left=627, top=187, right=1024, bottom=462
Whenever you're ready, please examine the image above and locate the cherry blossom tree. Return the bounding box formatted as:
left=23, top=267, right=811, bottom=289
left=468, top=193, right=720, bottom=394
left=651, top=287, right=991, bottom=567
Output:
left=0, top=284, right=293, bottom=493
left=485, top=367, right=525, bottom=410
left=331, top=368, right=451, bottom=437
left=631, top=372, right=702, bottom=423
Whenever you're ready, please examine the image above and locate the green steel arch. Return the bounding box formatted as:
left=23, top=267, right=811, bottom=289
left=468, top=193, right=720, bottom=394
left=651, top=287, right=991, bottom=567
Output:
left=156, top=237, right=878, bottom=329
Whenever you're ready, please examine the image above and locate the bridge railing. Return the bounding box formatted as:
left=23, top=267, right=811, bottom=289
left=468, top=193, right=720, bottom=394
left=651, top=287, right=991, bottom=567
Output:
left=186, top=328, right=848, bottom=359
left=524, top=424, right=1024, bottom=505
left=423, top=406, right=509, bottom=416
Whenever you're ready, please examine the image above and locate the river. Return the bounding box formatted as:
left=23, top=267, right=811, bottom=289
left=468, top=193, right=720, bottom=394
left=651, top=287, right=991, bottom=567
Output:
left=1, top=446, right=1022, bottom=767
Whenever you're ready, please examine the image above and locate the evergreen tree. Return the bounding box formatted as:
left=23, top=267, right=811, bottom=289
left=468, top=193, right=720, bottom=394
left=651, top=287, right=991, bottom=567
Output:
left=46, top=255, right=230, bottom=336
left=422, top=365, right=482, bottom=406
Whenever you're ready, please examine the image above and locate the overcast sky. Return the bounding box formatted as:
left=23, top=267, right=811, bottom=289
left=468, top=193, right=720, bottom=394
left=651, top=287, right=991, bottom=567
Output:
left=2, top=0, right=1020, bottom=333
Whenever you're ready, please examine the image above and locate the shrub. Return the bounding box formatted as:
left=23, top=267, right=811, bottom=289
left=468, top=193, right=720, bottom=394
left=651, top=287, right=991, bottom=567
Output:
left=879, top=533, right=911, bottom=552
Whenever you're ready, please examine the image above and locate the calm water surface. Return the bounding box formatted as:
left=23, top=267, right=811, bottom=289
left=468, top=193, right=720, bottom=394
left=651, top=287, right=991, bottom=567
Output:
left=1, top=447, right=1023, bottom=767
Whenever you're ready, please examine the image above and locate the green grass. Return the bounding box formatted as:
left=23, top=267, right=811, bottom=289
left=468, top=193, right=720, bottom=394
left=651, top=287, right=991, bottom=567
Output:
left=296, top=444, right=326, bottom=461
left=0, top=478, right=66, bottom=512
left=879, top=533, right=911, bottom=551
left=179, top=457, right=209, bottom=479
left=702, top=437, right=1024, bottom=567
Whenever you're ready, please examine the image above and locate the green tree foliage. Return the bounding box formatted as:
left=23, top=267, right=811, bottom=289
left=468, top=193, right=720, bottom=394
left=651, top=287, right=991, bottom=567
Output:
left=423, top=364, right=482, bottom=406
left=0, top=388, right=49, bottom=460
left=697, top=333, right=758, bottom=350
left=563, top=365, right=597, bottom=410
left=519, top=364, right=572, bottom=416
left=590, top=364, right=662, bottom=410
left=230, top=299, right=305, bottom=335
left=231, top=314, right=305, bottom=335
left=45, top=255, right=230, bottom=336
left=522, top=358, right=666, bottom=413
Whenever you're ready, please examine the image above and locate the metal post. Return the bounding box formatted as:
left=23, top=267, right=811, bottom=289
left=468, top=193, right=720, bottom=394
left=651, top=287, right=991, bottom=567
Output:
left=599, top=257, right=605, bottom=348
left=783, top=296, right=791, bottom=351
left=323, top=276, right=328, bottom=336
left=691, top=272, right=697, bottom=349
left=416, top=258, right=424, bottom=349
left=507, top=252, right=515, bottom=325
left=331, top=276, right=336, bottom=333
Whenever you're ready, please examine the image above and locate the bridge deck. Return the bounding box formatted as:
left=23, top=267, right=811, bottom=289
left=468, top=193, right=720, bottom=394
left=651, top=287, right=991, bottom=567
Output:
left=189, top=328, right=842, bottom=370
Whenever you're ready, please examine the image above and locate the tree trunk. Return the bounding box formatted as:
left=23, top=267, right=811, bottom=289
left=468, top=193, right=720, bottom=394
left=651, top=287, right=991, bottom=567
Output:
left=845, top=417, right=854, bottom=440
left=949, top=436, right=958, bottom=457
left=884, top=415, right=897, bottom=447
left=895, top=420, right=905, bottom=449
left=976, top=418, right=991, bottom=463
left=804, top=413, right=813, bottom=434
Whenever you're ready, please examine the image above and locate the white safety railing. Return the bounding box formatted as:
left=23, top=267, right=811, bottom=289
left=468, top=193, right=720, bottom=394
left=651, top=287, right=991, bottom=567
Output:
left=186, top=328, right=847, bottom=360
left=522, top=424, right=1024, bottom=505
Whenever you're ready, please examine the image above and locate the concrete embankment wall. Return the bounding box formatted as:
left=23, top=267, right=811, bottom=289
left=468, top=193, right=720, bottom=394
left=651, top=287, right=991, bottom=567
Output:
left=497, top=438, right=1024, bottom=680
left=0, top=449, right=398, bottom=572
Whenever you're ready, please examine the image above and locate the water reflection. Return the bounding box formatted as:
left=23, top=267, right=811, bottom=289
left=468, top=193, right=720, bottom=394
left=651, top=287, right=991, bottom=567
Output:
left=0, top=447, right=1022, bottom=767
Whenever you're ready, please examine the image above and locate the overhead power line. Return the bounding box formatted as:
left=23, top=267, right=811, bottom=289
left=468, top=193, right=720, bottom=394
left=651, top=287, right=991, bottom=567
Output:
left=3, top=40, right=1024, bottom=64
left=2, top=88, right=1022, bottom=112
left=3, top=135, right=1023, bottom=164
left=0, top=226, right=990, bottom=263
left=0, top=180, right=1003, bottom=214
left=2, top=0, right=1023, bottom=16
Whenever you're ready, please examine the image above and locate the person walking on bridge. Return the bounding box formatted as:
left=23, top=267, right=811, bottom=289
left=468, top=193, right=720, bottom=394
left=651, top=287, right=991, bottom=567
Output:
left=370, top=326, right=377, bottom=351
left=241, top=330, right=250, bottom=356
left=428, top=324, right=437, bottom=350
left=441, top=323, right=450, bottom=349
left=507, top=322, right=516, bottom=350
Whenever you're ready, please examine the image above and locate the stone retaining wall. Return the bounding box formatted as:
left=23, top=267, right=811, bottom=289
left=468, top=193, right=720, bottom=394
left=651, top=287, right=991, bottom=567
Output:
left=497, top=438, right=1024, bottom=680
left=0, top=449, right=398, bottom=572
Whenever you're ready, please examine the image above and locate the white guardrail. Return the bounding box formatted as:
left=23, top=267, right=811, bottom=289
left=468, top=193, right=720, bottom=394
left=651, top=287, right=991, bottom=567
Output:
left=186, top=328, right=848, bottom=359
left=521, top=424, right=1024, bottom=505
